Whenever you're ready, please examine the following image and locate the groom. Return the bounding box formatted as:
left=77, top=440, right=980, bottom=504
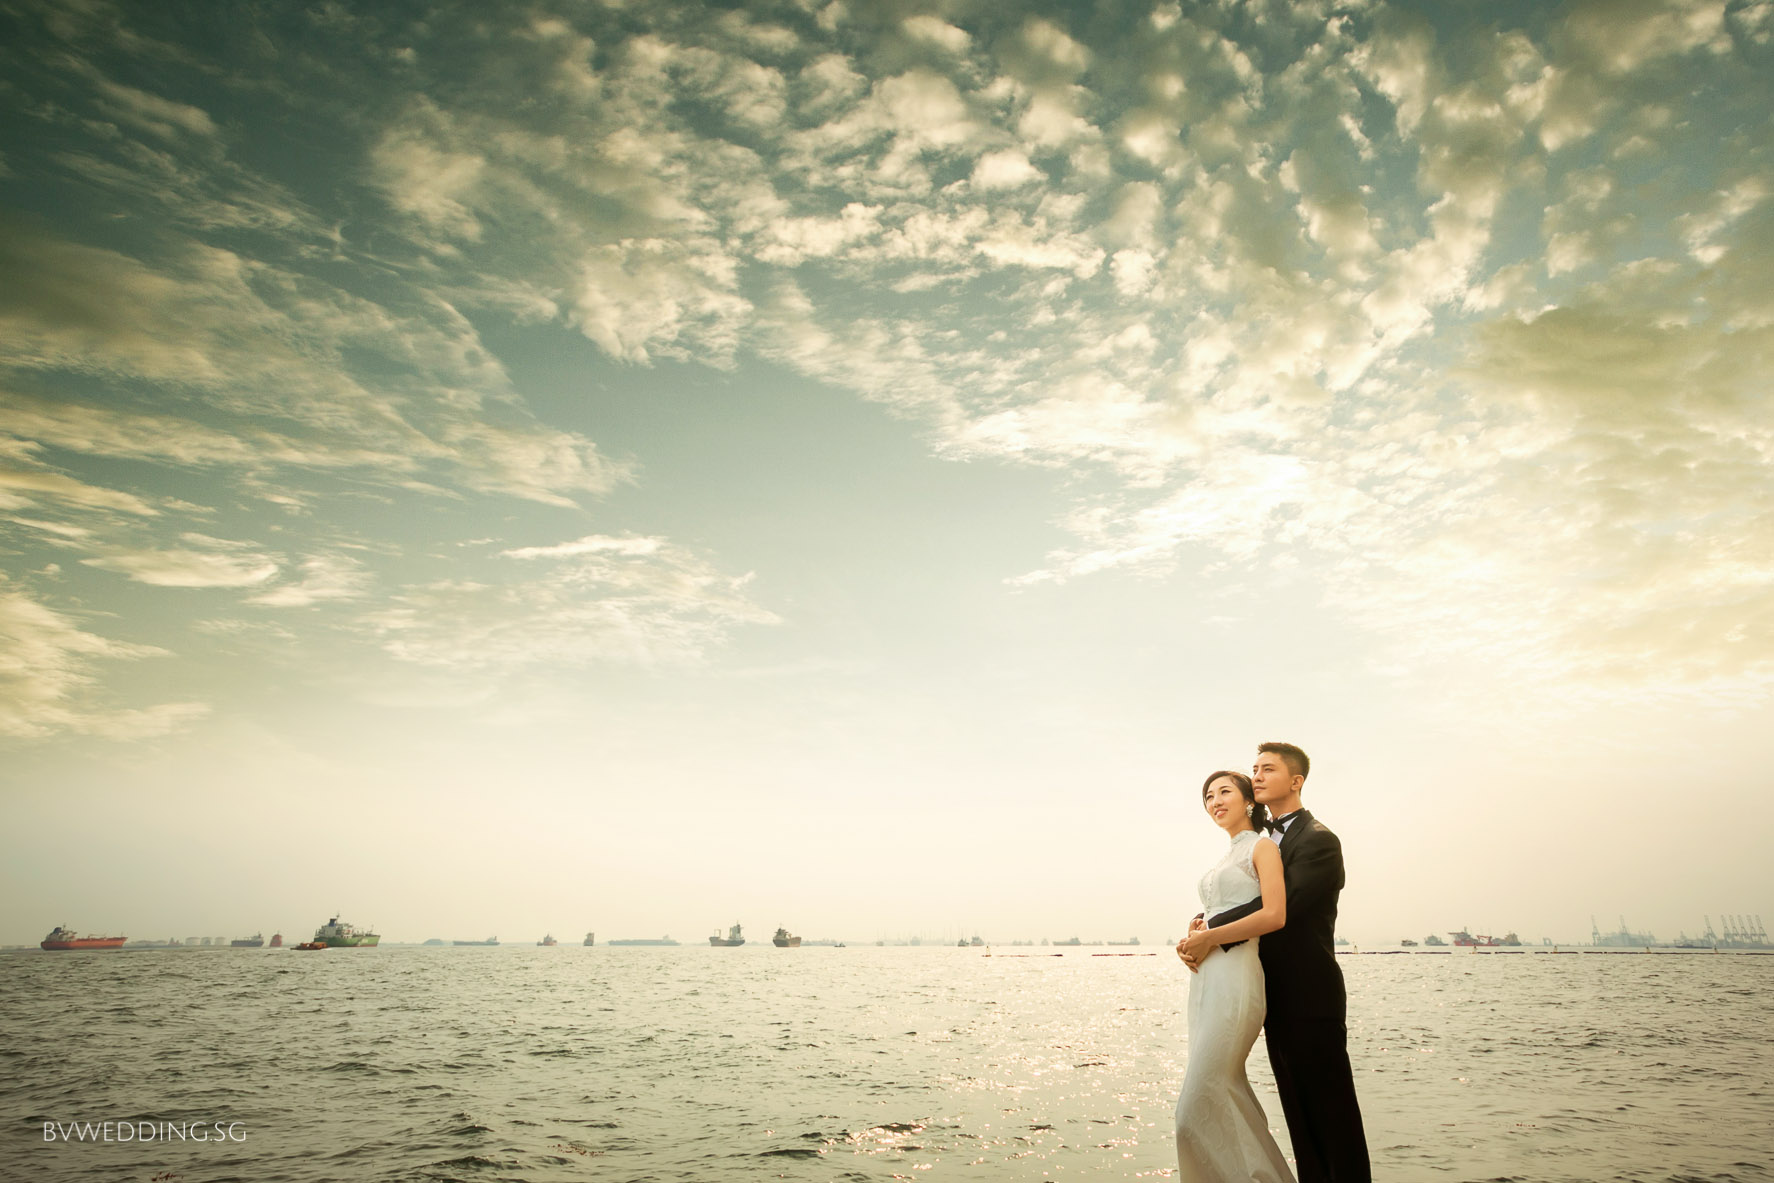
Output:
left=1184, top=742, right=1370, bottom=1182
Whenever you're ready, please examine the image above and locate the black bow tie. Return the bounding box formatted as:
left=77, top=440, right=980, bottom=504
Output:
left=1272, top=811, right=1302, bottom=830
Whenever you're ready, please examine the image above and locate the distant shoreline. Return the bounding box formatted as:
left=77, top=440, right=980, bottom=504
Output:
left=4, top=943, right=1770, bottom=956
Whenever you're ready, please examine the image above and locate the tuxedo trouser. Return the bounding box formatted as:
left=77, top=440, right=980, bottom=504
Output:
left=1264, top=1018, right=1370, bottom=1183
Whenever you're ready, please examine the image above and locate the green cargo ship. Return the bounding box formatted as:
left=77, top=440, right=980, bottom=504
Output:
left=313, top=916, right=380, bottom=947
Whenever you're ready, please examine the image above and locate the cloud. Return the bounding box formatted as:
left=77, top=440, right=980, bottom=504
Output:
left=246, top=555, right=369, bottom=608
left=0, top=219, right=626, bottom=505
left=0, top=466, right=159, bottom=516
left=362, top=535, right=777, bottom=669
left=91, top=76, right=219, bottom=140
left=501, top=534, right=662, bottom=560
left=571, top=237, right=751, bottom=365
left=371, top=109, right=488, bottom=243
left=902, top=15, right=971, bottom=55
left=971, top=148, right=1041, bottom=190
left=0, top=583, right=206, bottom=739
left=81, top=547, right=280, bottom=588
left=1020, top=18, right=1091, bottom=76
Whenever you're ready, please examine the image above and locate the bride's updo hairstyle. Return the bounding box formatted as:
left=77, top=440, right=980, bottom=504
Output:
left=1201, top=770, right=1269, bottom=832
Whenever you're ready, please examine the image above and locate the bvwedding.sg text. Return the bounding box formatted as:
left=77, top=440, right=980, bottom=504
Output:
left=44, top=1121, right=246, bottom=1143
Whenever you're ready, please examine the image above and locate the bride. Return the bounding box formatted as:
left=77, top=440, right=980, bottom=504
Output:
left=1173, top=770, right=1293, bottom=1182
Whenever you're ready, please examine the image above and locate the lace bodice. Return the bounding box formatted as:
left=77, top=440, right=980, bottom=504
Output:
left=1197, top=829, right=1263, bottom=914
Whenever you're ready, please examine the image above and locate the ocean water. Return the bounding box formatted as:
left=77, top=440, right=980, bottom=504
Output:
left=2, top=946, right=1769, bottom=1182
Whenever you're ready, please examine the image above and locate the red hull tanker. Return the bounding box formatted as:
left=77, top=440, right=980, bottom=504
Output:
left=41, top=926, right=125, bottom=950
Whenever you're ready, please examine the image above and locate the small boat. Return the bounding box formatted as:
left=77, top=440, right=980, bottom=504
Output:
left=295, top=941, right=326, bottom=951
left=537, top=934, right=557, bottom=946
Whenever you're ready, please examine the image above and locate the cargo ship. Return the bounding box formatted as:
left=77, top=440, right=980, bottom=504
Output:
left=312, top=917, right=379, bottom=947
left=269, top=933, right=283, bottom=947
left=773, top=927, right=801, bottom=948
left=41, top=926, right=126, bottom=951
left=452, top=936, right=498, bottom=946
left=537, top=934, right=557, bottom=946
left=230, top=933, right=264, bottom=948
left=1451, top=929, right=1521, bottom=947
left=583, top=932, right=595, bottom=946
left=709, top=923, right=745, bottom=947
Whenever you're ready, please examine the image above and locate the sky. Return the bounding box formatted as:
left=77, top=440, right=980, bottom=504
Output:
left=1, top=0, right=1770, bottom=949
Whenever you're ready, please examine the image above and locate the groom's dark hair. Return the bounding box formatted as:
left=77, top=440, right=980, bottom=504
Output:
left=1258, top=741, right=1309, bottom=780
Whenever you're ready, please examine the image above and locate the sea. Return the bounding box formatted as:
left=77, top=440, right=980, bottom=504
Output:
left=2, top=945, right=1769, bottom=1182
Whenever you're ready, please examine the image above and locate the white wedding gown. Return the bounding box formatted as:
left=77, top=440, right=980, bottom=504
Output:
left=1175, top=828, right=1295, bottom=1182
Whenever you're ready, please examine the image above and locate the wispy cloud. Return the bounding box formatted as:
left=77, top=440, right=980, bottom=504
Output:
left=245, top=555, right=369, bottom=607
left=362, top=536, right=777, bottom=669
left=81, top=546, right=280, bottom=589
left=0, top=466, right=160, bottom=516
left=0, top=218, right=627, bottom=507
left=0, top=581, right=206, bottom=738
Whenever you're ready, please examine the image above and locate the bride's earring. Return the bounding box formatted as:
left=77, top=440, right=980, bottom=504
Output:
left=1245, top=804, right=1254, bottom=817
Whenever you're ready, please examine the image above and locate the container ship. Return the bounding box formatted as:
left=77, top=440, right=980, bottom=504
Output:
left=312, top=917, right=379, bottom=947
left=773, top=927, right=801, bottom=948
left=709, top=923, right=745, bottom=947
left=41, top=926, right=125, bottom=951
left=607, top=935, right=679, bottom=945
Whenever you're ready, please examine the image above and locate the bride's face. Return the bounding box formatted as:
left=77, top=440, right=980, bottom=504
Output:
left=1202, top=776, right=1249, bottom=834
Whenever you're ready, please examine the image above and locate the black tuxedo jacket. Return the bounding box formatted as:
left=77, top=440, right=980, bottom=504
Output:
left=1208, top=809, right=1347, bottom=1023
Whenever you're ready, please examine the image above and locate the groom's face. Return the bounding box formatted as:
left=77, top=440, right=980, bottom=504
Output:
left=1250, top=752, right=1301, bottom=804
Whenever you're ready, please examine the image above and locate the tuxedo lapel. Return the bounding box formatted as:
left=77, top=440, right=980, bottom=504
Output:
left=1279, top=809, right=1313, bottom=856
